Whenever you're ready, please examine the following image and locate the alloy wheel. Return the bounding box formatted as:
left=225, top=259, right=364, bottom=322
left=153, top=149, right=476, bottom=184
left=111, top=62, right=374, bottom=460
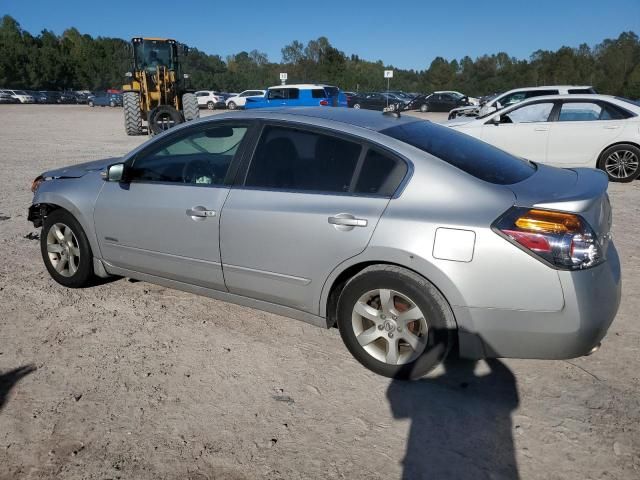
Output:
left=351, top=289, right=428, bottom=365
left=605, top=149, right=639, bottom=180
left=46, top=223, right=80, bottom=277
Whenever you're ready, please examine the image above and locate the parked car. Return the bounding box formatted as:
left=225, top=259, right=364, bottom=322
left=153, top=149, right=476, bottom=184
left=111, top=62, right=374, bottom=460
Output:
left=88, top=92, right=123, bottom=107
left=0, top=91, right=20, bottom=103
left=25, top=90, right=48, bottom=103
left=449, top=94, right=640, bottom=182
left=407, top=92, right=473, bottom=112
left=433, top=90, right=479, bottom=105
left=348, top=92, right=407, bottom=110
left=245, top=84, right=347, bottom=109
left=225, top=90, right=266, bottom=110
left=448, top=85, right=597, bottom=120
left=2, top=89, right=35, bottom=103
left=195, top=91, right=226, bottom=110
left=28, top=107, right=620, bottom=379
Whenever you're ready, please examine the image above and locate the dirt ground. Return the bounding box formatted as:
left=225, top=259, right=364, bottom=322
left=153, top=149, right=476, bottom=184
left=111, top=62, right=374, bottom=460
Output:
left=0, top=105, right=638, bottom=480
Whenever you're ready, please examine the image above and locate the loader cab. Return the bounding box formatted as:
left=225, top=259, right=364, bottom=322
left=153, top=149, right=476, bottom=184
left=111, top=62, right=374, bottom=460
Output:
left=131, top=38, right=179, bottom=73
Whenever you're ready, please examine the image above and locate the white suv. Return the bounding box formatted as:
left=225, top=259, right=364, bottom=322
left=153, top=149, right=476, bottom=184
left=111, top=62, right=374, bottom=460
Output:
left=448, top=85, right=596, bottom=121
left=225, top=90, right=266, bottom=110
left=1, top=89, right=35, bottom=104
left=195, top=91, right=225, bottom=110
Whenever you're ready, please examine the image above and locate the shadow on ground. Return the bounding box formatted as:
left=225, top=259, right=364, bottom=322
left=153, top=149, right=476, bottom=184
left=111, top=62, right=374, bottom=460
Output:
left=387, top=359, right=519, bottom=480
left=0, top=365, right=36, bottom=412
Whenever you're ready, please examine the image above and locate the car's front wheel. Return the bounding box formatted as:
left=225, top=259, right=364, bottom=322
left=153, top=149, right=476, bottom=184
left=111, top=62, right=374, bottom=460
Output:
left=227, top=101, right=237, bottom=110
left=420, top=104, right=429, bottom=113
left=88, top=101, right=94, bottom=107
left=598, top=144, right=640, bottom=182
left=41, top=209, right=95, bottom=288
left=352, top=103, right=361, bottom=109
left=337, top=265, right=454, bottom=379
left=207, top=101, right=215, bottom=110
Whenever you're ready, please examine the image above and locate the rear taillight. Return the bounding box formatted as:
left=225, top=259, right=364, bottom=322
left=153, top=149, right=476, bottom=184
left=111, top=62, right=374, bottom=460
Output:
left=494, top=207, right=603, bottom=270
left=319, top=99, right=329, bottom=106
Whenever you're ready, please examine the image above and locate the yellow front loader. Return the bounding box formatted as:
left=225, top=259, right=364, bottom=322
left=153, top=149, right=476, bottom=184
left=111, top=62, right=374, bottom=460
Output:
left=122, top=37, right=199, bottom=135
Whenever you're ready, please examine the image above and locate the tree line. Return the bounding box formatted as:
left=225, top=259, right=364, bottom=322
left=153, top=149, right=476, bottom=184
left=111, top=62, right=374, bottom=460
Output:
left=1, top=15, right=639, bottom=98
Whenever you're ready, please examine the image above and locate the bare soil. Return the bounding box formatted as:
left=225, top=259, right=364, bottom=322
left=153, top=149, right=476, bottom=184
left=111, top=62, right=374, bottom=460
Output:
left=0, top=105, right=638, bottom=480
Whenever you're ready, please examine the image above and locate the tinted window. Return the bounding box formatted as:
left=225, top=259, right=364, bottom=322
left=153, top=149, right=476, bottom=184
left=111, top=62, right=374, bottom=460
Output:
left=245, top=126, right=361, bottom=193
left=355, top=149, right=408, bottom=196
left=568, top=88, right=596, bottom=94
left=130, top=126, right=247, bottom=185
left=503, top=102, right=554, bottom=123
left=324, top=87, right=339, bottom=97
left=381, top=121, right=535, bottom=185
left=558, top=102, right=603, bottom=121
left=311, top=89, right=327, bottom=98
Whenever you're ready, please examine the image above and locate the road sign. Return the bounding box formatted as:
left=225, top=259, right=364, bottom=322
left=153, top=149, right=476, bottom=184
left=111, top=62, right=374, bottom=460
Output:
left=279, top=72, right=288, bottom=81
left=384, top=70, right=393, bottom=79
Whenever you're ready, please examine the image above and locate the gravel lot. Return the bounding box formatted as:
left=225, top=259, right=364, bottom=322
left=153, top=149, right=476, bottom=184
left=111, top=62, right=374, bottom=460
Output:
left=0, top=105, right=638, bottom=480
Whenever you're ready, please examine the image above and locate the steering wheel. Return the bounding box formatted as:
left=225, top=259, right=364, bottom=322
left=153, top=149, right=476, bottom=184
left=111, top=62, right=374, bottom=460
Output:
left=182, top=159, right=214, bottom=184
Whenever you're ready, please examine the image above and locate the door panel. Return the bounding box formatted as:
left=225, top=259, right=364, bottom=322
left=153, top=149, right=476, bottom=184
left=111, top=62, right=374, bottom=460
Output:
left=547, top=121, right=623, bottom=167
left=481, top=122, right=551, bottom=163
left=95, top=183, right=229, bottom=290
left=220, top=189, right=389, bottom=312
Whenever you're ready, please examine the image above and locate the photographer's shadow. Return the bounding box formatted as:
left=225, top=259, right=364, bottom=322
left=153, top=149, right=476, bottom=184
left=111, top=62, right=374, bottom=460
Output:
left=387, top=359, right=519, bottom=480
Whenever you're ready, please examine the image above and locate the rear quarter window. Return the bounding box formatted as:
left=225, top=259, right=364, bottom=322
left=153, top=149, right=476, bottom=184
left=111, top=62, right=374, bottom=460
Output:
left=381, top=121, right=536, bottom=185
left=311, top=89, right=327, bottom=98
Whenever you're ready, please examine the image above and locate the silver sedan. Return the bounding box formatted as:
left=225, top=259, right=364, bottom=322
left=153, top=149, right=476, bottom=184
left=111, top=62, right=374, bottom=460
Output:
left=29, top=108, right=621, bottom=379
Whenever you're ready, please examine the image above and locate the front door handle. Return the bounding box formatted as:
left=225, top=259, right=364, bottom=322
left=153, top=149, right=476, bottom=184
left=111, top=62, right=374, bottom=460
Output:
left=603, top=125, right=620, bottom=129
left=328, top=214, right=368, bottom=228
left=534, top=127, right=549, bottom=131
left=186, top=206, right=216, bottom=219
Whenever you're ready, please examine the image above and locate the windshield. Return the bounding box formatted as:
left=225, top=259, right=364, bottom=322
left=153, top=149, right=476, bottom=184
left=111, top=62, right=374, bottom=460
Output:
left=135, top=40, right=175, bottom=70
left=15, top=90, right=28, bottom=95
left=382, top=121, right=536, bottom=185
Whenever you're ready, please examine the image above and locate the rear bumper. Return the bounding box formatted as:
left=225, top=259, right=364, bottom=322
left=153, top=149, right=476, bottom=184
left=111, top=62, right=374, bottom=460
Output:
left=456, top=242, right=621, bottom=360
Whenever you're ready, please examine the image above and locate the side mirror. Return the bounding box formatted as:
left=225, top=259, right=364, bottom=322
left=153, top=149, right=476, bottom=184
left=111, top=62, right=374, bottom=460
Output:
left=488, top=115, right=501, bottom=125
left=495, top=101, right=503, bottom=110
left=101, top=163, right=125, bottom=182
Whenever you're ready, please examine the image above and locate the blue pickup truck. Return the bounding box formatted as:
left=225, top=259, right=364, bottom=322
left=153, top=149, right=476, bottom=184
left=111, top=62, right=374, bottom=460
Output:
left=245, top=84, right=347, bottom=109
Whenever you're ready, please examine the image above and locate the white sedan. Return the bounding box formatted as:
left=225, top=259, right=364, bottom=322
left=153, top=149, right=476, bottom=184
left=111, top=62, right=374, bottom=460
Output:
left=225, top=90, right=266, bottom=110
left=449, top=94, right=640, bottom=182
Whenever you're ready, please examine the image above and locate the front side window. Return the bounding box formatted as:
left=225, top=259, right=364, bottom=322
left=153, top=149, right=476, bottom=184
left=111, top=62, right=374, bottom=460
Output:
left=245, top=126, right=361, bottom=193
left=502, top=102, right=554, bottom=123
left=130, top=125, right=247, bottom=185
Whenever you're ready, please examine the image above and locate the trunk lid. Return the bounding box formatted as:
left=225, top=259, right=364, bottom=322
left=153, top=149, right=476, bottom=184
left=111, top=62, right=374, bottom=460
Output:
left=508, top=164, right=612, bottom=239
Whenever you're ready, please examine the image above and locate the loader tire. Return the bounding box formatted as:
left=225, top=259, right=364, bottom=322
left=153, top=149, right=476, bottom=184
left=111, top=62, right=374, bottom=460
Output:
left=182, top=93, right=200, bottom=122
left=123, top=92, right=143, bottom=136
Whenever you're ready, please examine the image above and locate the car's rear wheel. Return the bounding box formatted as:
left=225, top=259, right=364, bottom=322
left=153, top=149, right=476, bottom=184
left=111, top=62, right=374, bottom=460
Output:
left=420, top=104, right=429, bottom=113
left=227, top=101, right=237, bottom=110
left=337, top=265, right=455, bottom=379
left=207, top=101, right=215, bottom=110
left=41, top=210, right=95, bottom=288
left=598, top=144, right=640, bottom=182
left=88, top=100, right=94, bottom=107
left=109, top=100, right=115, bottom=107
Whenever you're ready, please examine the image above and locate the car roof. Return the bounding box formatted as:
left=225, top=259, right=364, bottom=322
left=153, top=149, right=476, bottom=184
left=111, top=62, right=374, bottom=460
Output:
left=207, top=106, right=420, bottom=132
left=482, top=94, right=640, bottom=116
left=267, top=84, right=337, bottom=89
left=502, top=85, right=593, bottom=94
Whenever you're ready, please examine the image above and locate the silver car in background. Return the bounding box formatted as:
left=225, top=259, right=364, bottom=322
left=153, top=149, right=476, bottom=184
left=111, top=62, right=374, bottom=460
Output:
left=28, top=108, right=621, bottom=379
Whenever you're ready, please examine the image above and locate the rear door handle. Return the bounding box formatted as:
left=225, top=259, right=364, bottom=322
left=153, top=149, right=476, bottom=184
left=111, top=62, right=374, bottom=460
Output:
left=603, top=125, right=620, bottom=129
left=186, top=206, right=216, bottom=218
left=328, top=215, right=368, bottom=227
left=534, top=127, right=549, bottom=131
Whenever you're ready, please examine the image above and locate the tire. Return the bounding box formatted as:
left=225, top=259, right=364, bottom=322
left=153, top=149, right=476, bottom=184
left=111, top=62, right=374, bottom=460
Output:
left=337, top=265, right=455, bottom=380
left=353, top=103, right=361, bottom=109
left=227, top=101, right=237, bottom=110
left=207, top=101, right=215, bottom=110
left=109, top=101, right=115, bottom=107
left=182, top=93, right=200, bottom=122
left=148, top=105, right=183, bottom=135
left=420, top=104, right=429, bottom=113
left=597, top=144, right=640, bottom=183
left=88, top=101, right=94, bottom=107
left=123, top=92, right=143, bottom=136
left=41, top=210, right=95, bottom=288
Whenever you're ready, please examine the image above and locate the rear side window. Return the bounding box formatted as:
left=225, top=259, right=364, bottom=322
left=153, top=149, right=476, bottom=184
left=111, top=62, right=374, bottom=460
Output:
left=381, top=121, right=535, bottom=185
left=355, top=149, right=408, bottom=196
left=311, top=89, right=327, bottom=98
left=568, top=88, right=596, bottom=94
left=558, top=102, right=603, bottom=121
left=245, top=126, right=361, bottom=193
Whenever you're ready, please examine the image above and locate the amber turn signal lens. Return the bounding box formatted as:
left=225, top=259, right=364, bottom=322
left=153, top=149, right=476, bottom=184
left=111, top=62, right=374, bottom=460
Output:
left=31, top=176, right=43, bottom=193
left=514, top=209, right=582, bottom=234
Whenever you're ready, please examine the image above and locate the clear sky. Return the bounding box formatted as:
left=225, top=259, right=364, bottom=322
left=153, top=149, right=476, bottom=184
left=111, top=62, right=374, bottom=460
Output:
left=2, top=0, right=639, bottom=70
